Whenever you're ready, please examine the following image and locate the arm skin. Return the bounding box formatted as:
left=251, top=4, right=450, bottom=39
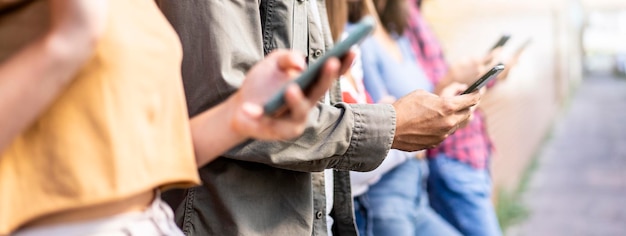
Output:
left=0, top=0, right=107, bottom=153
left=158, top=0, right=395, bottom=172
left=191, top=50, right=343, bottom=167
left=0, top=1, right=340, bottom=172
left=158, top=0, right=481, bottom=170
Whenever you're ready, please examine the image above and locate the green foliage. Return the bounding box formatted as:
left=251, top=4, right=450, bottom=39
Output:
left=495, top=157, right=538, bottom=231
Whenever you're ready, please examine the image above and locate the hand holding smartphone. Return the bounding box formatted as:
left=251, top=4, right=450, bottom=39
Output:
left=461, top=63, right=505, bottom=95
left=263, top=17, right=376, bottom=115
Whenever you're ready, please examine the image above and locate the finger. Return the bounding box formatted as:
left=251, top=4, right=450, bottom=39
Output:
left=268, top=119, right=305, bottom=140
left=275, top=50, right=306, bottom=72
left=283, top=83, right=311, bottom=123
left=338, top=50, right=357, bottom=75
left=450, top=106, right=474, bottom=130
left=457, top=114, right=471, bottom=129
left=240, top=102, right=264, bottom=120
left=231, top=102, right=263, bottom=137
left=306, top=57, right=340, bottom=103
left=479, top=87, right=487, bottom=96
left=447, top=92, right=481, bottom=111
left=440, top=82, right=468, bottom=97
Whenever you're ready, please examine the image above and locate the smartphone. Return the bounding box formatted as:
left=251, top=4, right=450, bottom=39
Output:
left=461, top=63, right=505, bottom=95
left=489, top=34, right=511, bottom=51
left=263, top=16, right=376, bottom=115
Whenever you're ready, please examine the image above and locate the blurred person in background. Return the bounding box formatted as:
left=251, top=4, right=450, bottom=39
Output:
left=327, top=1, right=429, bottom=235
left=338, top=0, right=477, bottom=235
left=157, top=0, right=482, bottom=235
left=0, top=0, right=341, bottom=235
left=406, top=0, right=520, bottom=235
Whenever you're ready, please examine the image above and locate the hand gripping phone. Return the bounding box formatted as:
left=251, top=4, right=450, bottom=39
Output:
left=263, top=16, right=376, bottom=115
left=461, top=63, right=505, bottom=95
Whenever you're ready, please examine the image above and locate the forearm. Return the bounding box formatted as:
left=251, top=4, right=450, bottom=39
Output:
left=190, top=95, right=248, bottom=167
left=224, top=103, right=396, bottom=172
left=158, top=0, right=396, bottom=172
left=0, top=33, right=97, bottom=152
left=0, top=0, right=106, bottom=152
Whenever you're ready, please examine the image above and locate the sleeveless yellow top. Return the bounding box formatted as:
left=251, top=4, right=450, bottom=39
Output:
left=0, top=0, right=200, bottom=234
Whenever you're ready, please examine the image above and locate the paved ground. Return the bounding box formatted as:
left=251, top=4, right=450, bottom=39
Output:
left=507, top=74, right=626, bottom=236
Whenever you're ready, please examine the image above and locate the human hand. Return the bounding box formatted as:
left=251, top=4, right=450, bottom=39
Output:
left=390, top=89, right=481, bottom=151
left=435, top=58, right=484, bottom=93
left=437, top=48, right=502, bottom=93
left=438, top=82, right=484, bottom=128
left=228, top=49, right=343, bottom=140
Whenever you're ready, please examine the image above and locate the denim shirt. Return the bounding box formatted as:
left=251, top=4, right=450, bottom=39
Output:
left=157, top=1, right=396, bottom=235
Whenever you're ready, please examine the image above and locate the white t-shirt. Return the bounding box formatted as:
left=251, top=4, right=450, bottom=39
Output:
left=350, top=150, right=415, bottom=197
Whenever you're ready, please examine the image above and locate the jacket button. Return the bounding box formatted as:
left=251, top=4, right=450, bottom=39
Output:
left=316, top=211, right=324, bottom=219
left=313, top=49, right=323, bottom=58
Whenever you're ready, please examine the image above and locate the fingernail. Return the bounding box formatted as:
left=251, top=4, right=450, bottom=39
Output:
left=242, top=103, right=263, bottom=118
left=291, top=54, right=306, bottom=70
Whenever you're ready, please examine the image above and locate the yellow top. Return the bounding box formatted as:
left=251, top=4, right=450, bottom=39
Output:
left=0, top=0, right=200, bottom=234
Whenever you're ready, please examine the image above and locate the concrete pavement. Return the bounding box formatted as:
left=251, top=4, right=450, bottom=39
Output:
left=507, top=74, right=626, bottom=236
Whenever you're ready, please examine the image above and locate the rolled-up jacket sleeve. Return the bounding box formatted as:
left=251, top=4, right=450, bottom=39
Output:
left=157, top=0, right=396, bottom=173
left=226, top=103, right=396, bottom=172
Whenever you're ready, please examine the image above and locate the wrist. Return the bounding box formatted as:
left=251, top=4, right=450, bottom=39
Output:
left=189, top=93, right=249, bottom=166
left=224, top=93, right=250, bottom=142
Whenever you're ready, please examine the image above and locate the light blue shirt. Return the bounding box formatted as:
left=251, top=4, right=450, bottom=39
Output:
left=360, top=35, right=433, bottom=101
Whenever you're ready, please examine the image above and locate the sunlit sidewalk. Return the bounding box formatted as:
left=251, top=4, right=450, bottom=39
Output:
left=507, top=74, right=626, bottom=236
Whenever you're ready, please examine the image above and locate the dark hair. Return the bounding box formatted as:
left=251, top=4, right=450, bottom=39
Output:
left=347, top=1, right=366, bottom=24
left=416, top=0, right=423, bottom=8
left=374, top=0, right=409, bottom=35
left=325, top=0, right=348, bottom=42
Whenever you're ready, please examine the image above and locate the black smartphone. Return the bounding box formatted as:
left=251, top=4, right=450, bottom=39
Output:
left=461, top=63, right=505, bottom=95
left=489, top=34, right=511, bottom=51
left=263, top=16, right=376, bottom=115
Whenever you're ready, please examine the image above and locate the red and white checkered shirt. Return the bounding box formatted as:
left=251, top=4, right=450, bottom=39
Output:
left=406, top=3, right=493, bottom=169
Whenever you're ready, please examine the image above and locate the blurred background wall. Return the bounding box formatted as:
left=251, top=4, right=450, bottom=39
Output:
left=420, top=0, right=626, bottom=197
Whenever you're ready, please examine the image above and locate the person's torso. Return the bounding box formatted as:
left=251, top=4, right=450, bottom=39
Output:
left=361, top=34, right=433, bottom=100
left=168, top=1, right=356, bottom=236
left=0, top=0, right=199, bottom=234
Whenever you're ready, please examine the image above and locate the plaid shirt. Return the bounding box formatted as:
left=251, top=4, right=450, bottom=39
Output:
left=406, top=3, right=493, bottom=169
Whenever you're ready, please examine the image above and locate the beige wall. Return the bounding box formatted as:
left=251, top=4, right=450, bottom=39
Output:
left=421, top=0, right=584, bottom=191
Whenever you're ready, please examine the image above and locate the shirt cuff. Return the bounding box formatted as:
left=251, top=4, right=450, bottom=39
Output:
left=334, top=103, right=396, bottom=171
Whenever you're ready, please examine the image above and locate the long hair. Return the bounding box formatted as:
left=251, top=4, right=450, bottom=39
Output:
left=347, top=1, right=367, bottom=24
left=325, top=0, right=348, bottom=42
left=347, top=0, right=408, bottom=35
left=373, top=0, right=409, bottom=35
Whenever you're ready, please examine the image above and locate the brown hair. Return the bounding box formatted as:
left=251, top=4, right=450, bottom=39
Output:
left=325, top=0, right=348, bottom=42
left=347, top=1, right=367, bottom=24
left=375, top=0, right=409, bottom=35
left=348, top=0, right=409, bottom=35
